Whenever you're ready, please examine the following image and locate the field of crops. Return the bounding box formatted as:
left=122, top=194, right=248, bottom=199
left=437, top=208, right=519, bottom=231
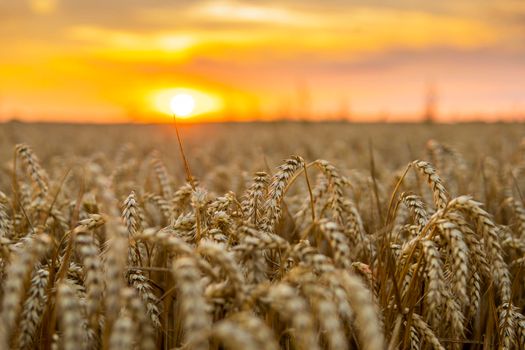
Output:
left=0, top=121, right=524, bottom=349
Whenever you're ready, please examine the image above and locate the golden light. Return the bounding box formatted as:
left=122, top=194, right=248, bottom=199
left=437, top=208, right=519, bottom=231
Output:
left=30, top=0, right=58, bottom=14
left=151, top=88, right=223, bottom=120
left=170, top=93, right=195, bottom=117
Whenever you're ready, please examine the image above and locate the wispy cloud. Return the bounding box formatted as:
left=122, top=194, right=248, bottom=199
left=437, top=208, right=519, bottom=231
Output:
left=66, top=5, right=499, bottom=62
left=29, top=0, right=58, bottom=15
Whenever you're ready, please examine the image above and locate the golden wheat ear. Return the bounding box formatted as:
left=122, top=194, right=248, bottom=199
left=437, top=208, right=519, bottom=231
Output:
left=173, top=115, right=195, bottom=189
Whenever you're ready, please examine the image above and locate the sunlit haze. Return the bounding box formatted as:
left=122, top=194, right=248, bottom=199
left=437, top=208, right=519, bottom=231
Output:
left=170, top=94, right=195, bottom=118
left=1, top=0, right=524, bottom=123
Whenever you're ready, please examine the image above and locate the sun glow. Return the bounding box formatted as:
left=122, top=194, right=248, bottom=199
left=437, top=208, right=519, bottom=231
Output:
left=151, top=88, right=223, bottom=121
left=170, top=93, right=195, bottom=117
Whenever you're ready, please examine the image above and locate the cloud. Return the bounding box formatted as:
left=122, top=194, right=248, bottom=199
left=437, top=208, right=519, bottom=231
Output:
left=185, top=0, right=316, bottom=25
left=67, top=26, right=197, bottom=52
left=29, top=0, right=58, bottom=15
left=62, top=4, right=499, bottom=66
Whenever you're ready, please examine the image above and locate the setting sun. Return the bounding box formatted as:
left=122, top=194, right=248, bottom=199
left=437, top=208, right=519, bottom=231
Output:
left=150, top=88, right=224, bottom=121
left=170, top=93, right=195, bottom=117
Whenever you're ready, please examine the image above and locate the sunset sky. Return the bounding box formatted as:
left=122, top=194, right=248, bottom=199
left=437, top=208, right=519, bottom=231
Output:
left=0, top=0, right=524, bottom=123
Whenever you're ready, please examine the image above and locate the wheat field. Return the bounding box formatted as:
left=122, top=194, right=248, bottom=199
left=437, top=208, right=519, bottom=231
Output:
left=0, top=122, right=524, bottom=349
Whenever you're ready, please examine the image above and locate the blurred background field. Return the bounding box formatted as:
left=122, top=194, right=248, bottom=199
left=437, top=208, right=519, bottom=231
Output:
left=1, top=121, right=524, bottom=181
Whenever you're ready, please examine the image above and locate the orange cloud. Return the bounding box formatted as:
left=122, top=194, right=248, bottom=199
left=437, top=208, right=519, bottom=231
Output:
left=29, top=0, right=58, bottom=15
